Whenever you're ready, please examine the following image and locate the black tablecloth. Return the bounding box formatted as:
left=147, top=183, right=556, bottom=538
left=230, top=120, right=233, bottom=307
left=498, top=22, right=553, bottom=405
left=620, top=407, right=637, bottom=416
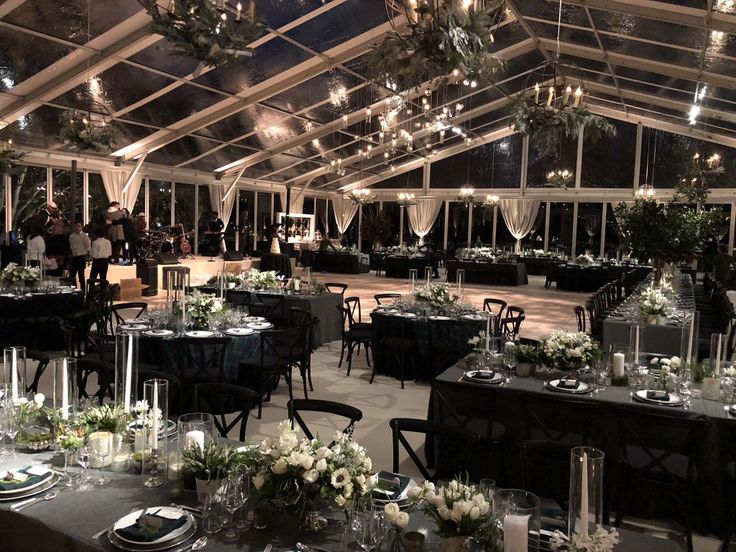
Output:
left=384, top=256, right=433, bottom=279
left=518, top=256, right=558, bottom=276
left=0, top=291, right=85, bottom=350
left=446, top=260, right=528, bottom=286
left=555, top=264, right=650, bottom=292
left=431, top=360, right=734, bottom=535
left=259, top=253, right=292, bottom=277
left=313, top=251, right=369, bottom=274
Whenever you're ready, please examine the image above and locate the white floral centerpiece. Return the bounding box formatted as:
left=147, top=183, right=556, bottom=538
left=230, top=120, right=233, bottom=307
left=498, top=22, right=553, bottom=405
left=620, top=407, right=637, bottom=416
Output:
left=573, top=254, right=595, bottom=266
left=465, top=247, right=496, bottom=261
left=639, top=286, right=672, bottom=324
left=649, top=356, right=682, bottom=391
left=245, top=269, right=280, bottom=290
left=550, top=525, right=619, bottom=552
left=1, top=262, right=41, bottom=287
left=414, top=282, right=458, bottom=310
left=384, top=478, right=493, bottom=552
left=185, top=289, right=225, bottom=328
left=467, top=330, right=489, bottom=352
left=252, top=421, right=374, bottom=529
left=542, top=330, right=602, bottom=372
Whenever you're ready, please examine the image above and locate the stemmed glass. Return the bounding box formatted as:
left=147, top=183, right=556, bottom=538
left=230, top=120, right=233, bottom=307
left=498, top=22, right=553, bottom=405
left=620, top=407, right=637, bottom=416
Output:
left=76, top=446, right=93, bottom=491
left=5, top=405, right=19, bottom=458
left=92, top=436, right=111, bottom=486
left=353, top=510, right=386, bottom=551
left=220, top=475, right=245, bottom=541
left=202, top=492, right=224, bottom=535
left=234, top=473, right=251, bottom=531
left=679, top=366, right=693, bottom=409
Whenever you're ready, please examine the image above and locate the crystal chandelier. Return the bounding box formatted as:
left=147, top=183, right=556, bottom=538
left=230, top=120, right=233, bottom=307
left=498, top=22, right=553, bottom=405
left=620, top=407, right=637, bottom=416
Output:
left=457, top=186, right=476, bottom=204
left=546, top=169, right=573, bottom=189
left=635, top=183, right=655, bottom=200
left=397, top=192, right=416, bottom=207
left=348, top=189, right=376, bottom=205
left=482, top=193, right=500, bottom=206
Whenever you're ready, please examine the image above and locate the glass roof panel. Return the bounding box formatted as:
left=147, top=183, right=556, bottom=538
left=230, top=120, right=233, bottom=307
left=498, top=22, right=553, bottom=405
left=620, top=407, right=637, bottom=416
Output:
left=187, top=144, right=260, bottom=171
left=127, top=43, right=202, bottom=78
left=2, top=0, right=141, bottom=45
left=591, top=10, right=706, bottom=51
left=656, top=0, right=707, bottom=8
left=558, top=54, right=610, bottom=74
left=124, top=83, right=229, bottom=127
left=602, top=36, right=701, bottom=66
left=612, top=66, right=697, bottom=93
left=704, top=58, right=736, bottom=77
left=192, top=37, right=313, bottom=93
left=528, top=21, right=601, bottom=50
left=51, top=64, right=175, bottom=114
left=491, top=21, right=529, bottom=51
left=249, top=155, right=323, bottom=179
left=196, top=105, right=286, bottom=142
left=284, top=0, right=389, bottom=53
left=237, top=116, right=306, bottom=149
left=0, top=105, right=63, bottom=149
left=258, top=0, right=328, bottom=29
left=372, top=168, right=423, bottom=189
left=0, top=27, right=76, bottom=89
left=714, top=0, right=736, bottom=13
left=145, top=135, right=223, bottom=167
left=517, top=0, right=590, bottom=27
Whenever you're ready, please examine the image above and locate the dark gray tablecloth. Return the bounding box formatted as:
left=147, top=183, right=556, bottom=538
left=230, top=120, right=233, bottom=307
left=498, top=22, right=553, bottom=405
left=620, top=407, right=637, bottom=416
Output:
left=431, top=361, right=734, bottom=536
left=446, top=260, right=528, bottom=287
left=313, top=252, right=369, bottom=274
left=0, top=448, right=680, bottom=552
left=384, top=256, right=433, bottom=279
left=259, top=253, right=292, bottom=277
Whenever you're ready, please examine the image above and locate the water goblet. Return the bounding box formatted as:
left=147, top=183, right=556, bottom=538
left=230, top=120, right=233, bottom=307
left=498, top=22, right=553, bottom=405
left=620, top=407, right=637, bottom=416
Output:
left=76, top=446, right=93, bottom=491
left=354, top=510, right=386, bottom=552
left=92, top=438, right=111, bottom=486
left=202, top=492, right=224, bottom=535
left=234, top=473, right=251, bottom=531
left=220, top=476, right=244, bottom=541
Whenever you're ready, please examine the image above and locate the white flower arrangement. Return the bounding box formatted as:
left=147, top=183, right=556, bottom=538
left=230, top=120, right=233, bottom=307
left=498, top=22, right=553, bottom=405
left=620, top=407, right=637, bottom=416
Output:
left=245, top=269, right=280, bottom=290
left=185, top=289, right=225, bottom=326
left=639, top=286, right=672, bottom=319
left=1, top=262, right=41, bottom=286
left=252, top=421, right=374, bottom=514
left=549, top=525, right=620, bottom=552
left=723, top=365, right=736, bottom=378
left=465, top=247, right=496, bottom=261
left=542, top=330, right=601, bottom=372
left=467, top=331, right=488, bottom=350
left=414, top=282, right=458, bottom=310
left=649, top=356, right=682, bottom=373
left=574, top=254, right=595, bottom=266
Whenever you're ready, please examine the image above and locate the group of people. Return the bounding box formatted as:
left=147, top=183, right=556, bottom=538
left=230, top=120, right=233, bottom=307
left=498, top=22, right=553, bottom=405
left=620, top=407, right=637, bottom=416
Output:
left=22, top=201, right=147, bottom=294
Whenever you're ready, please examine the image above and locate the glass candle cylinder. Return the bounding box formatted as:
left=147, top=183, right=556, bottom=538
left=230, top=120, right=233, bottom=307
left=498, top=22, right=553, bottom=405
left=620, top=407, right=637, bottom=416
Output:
left=3, top=346, right=26, bottom=405
left=177, top=412, right=216, bottom=452
left=424, top=266, right=432, bottom=283
left=498, top=489, right=541, bottom=552
left=568, top=447, right=605, bottom=538
left=52, top=358, right=77, bottom=421
left=143, top=379, right=169, bottom=488
left=628, top=325, right=644, bottom=369
left=305, top=266, right=312, bottom=286
left=115, top=332, right=138, bottom=416
left=409, top=269, right=418, bottom=293
left=456, top=269, right=465, bottom=298
left=681, top=311, right=699, bottom=365
left=710, top=333, right=727, bottom=376
left=608, top=345, right=631, bottom=380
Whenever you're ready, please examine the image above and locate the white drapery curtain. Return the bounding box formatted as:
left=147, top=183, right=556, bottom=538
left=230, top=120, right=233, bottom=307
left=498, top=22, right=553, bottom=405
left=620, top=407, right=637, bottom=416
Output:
left=278, top=190, right=305, bottom=215
left=100, top=171, right=143, bottom=214
left=500, top=199, right=541, bottom=252
left=407, top=198, right=443, bottom=243
left=332, top=197, right=358, bottom=236
left=208, top=183, right=237, bottom=251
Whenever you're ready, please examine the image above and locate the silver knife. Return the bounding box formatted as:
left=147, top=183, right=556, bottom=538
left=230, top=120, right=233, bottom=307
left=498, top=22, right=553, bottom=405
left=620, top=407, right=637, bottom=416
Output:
left=10, top=497, right=39, bottom=511
left=92, top=524, right=113, bottom=540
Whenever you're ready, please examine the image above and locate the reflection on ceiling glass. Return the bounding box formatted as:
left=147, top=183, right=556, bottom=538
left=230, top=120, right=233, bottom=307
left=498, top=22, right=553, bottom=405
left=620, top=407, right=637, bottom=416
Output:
left=591, top=10, right=706, bottom=51
left=146, top=135, right=224, bottom=167
left=188, top=144, right=260, bottom=172
left=127, top=42, right=200, bottom=78
left=125, top=84, right=228, bottom=127
left=0, top=105, right=63, bottom=149
left=3, top=0, right=141, bottom=45
left=517, top=0, right=590, bottom=27
left=0, top=28, right=76, bottom=90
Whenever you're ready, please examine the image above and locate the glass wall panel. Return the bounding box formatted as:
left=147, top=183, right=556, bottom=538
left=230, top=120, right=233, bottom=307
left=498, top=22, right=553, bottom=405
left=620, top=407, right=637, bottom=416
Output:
left=88, top=173, right=108, bottom=227
left=576, top=202, right=603, bottom=256
left=359, top=203, right=378, bottom=251
left=447, top=202, right=469, bottom=251
left=473, top=205, right=494, bottom=245
left=174, top=183, right=195, bottom=232
left=430, top=201, right=446, bottom=249
left=581, top=119, right=636, bottom=187
left=548, top=202, right=574, bottom=256
left=315, top=197, right=328, bottom=237
left=604, top=203, right=621, bottom=259
left=302, top=196, right=315, bottom=215
left=256, top=192, right=273, bottom=241
left=382, top=202, right=401, bottom=246
left=374, top=168, right=423, bottom=189
left=238, top=190, right=255, bottom=253
left=11, top=166, right=47, bottom=235
left=522, top=202, right=546, bottom=251
left=53, top=168, right=82, bottom=225
left=149, top=180, right=171, bottom=229
left=0, top=177, right=5, bottom=244
left=527, top=136, right=577, bottom=188
left=197, top=185, right=211, bottom=252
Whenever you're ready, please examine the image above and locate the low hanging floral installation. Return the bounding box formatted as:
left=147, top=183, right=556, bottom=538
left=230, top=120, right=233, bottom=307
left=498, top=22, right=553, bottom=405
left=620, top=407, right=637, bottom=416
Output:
left=58, top=103, right=117, bottom=152
left=457, top=185, right=476, bottom=204
left=546, top=168, right=574, bottom=188
left=672, top=151, right=724, bottom=204
left=0, top=140, right=25, bottom=175
left=396, top=192, right=417, bottom=207
left=369, top=0, right=507, bottom=90
left=347, top=189, right=376, bottom=205
left=137, top=0, right=265, bottom=71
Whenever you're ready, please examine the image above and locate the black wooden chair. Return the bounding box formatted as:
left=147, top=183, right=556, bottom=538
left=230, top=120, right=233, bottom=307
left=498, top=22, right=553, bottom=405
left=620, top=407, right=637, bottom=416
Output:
left=109, top=302, right=148, bottom=333
left=389, top=418, right=481, bottom=483
left=26, top=350, right=51, bottom=395
left=289, top=307, right=316, bottom=398
left=177, top=336, right=232, bottom=410
left=325, top=283, right=348, bottom=296
left=344, top=296, right=372, bottom=331
left=287, top=399, right=363, bottom=441
left=337, top=306, right=373, bottom=376
left=252, top=293, right=286, bottom=322
left=194, top=383, right=259, bottom=442
left=500, top=314, right=525, bottom=340
left=574, top=305, right=587, bottom=333
left=483, top=298, right=507, bottom=321
left=374, top=293, right=402, bottom=306
left=371, top=313, right=413, bottom=388
left=75, top=358, right=114, bottom=404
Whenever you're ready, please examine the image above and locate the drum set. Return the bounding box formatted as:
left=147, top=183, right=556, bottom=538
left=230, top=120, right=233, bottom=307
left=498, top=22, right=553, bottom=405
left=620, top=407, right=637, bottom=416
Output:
left=139, top=225, right=195, bottom=260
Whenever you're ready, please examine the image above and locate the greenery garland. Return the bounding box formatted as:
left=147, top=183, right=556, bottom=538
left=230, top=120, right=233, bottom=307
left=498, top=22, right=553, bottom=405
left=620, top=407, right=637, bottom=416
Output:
left=137, top=0, right=265, bottom=68
left=0, top=149, right=26, bottom=175
left=509, top=95, right=616, bottom=157
left=369, top=0, right=505, bottom=90
left=58, top=109, right=117, bottom=152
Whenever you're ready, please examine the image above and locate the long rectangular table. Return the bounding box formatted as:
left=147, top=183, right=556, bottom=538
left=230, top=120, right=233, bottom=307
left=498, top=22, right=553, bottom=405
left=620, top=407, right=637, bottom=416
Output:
left=313, top=251, right=370, bottom=274
left=431, top=360, right=733, bottom=536
left=446, top=260, right=528, bottom=286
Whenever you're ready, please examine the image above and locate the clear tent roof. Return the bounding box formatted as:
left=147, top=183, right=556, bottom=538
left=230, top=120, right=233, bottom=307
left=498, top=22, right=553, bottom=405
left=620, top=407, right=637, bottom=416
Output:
left=0, top=0, right=735, bottom=190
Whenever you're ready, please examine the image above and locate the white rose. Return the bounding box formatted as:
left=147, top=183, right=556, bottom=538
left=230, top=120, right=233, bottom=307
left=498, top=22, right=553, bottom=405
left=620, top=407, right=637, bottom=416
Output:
left=438, top=506, right=451, bottom=520
left=253, top=474, right=265, bottom=490
left=670, top=356, right=682, bottom=369
left=384, top=502, right=400, bottom=520
left=303, top=469, right=319, bottom=484
left=315, top=446, right=332, bottom=460
left=395, top=512, right=410, bottom=528
left=355, top=474, right=366, bottom=488
left=407, top=486, right=423, bottom=500
left=272, top=458, right=288, bottom=475
left=650, top=358, right=659, bottom=365
left=315, top=458, right=327, bottom=472
left=33, top=393, right=45, bottom=406
left=423, top=481, right=436, bottom=493
left=363, top=457, right=372, bottom=471
left=259, top=437, right=272, bottom=452
left=287, top=452, right=302, bottom=467
left=300, top=455, right=314, bottom=470
left=279, top=431, right=299, bottom=451
left=469, top=506, right=480, bottom=520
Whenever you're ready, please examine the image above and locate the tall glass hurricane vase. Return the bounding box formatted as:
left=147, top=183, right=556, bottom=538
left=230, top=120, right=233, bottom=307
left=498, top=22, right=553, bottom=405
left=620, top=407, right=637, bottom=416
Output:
left=568, top=447, right=605, bottom=538
left=52, top=358, right=77, bottom=422
left=115, top=332, right=139, bottom=416
left=143, top=379, right=168, bottom=488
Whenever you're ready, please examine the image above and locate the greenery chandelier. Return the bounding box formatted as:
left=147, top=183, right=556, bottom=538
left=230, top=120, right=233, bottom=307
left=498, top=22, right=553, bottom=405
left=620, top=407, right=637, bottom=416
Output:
left=0, top=140, right=25, bottom=176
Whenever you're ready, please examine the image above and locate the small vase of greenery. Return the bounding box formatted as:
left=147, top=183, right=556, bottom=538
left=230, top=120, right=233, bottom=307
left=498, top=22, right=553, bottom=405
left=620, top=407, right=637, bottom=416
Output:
left=183, top=443, right=240, bottom=503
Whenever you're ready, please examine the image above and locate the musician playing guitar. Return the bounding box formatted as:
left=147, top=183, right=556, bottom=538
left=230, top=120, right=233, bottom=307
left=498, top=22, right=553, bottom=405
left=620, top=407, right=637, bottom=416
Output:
left=179, top=223, right=193, bottom=259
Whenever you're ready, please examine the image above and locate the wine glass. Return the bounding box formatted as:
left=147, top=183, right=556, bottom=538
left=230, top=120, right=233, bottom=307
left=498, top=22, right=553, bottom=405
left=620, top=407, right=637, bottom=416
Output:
left=220, top=475, right=244, bottom=541
left=234, top=473, right=251, bottom=531
left=202, top=491, right=224, bottom=535
left=353, top=510, right=385, bottom=551
left=92, top=437, right=111, bottom=486
left=76, top=446, right=93, bottom=491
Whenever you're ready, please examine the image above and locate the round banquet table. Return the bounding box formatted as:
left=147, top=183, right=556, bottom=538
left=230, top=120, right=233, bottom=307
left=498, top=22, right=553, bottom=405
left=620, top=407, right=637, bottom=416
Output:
left=258, top=253, right=292, bottom=277
left=0, top=289, right=85, bottom=350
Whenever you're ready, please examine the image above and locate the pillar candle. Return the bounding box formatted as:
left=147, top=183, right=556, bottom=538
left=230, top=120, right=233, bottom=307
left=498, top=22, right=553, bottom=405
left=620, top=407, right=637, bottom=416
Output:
left=686, top=315, right=694, bottom=364
left=634, top=328, right=639, bottom=366
left=185, top=430, right=205, bottom=451
left=580, top=452, right=589, bottom=538
left=61, top=358, right=69, bottom=421
left=485, top=313, right=491, bottom=352
left=11, top=348, right=18, bottom=403
left=503, top=514, right=529, bottom=551
left=716, top=334, right=723, bottom=375
left=612, top=353, right=625, bottom=378
left=533, top=83, right=539, bottom=103
left=151, top=381, right=159, bottom=450
left=124, top=335, right=133, bottom=414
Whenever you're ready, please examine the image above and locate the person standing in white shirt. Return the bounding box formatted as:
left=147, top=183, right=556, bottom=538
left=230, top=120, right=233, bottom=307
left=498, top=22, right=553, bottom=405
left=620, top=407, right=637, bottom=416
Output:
left=26, top=230, right=58, bottom=270
left=69, top=222, right=91, bottom=292
left=89, top=227, right=112, bottom=283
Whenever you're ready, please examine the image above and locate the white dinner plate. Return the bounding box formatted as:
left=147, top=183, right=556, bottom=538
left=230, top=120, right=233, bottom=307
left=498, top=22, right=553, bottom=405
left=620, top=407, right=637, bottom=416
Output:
left=225, top=327, right=255, bottom=336
left=632, top=389, right=683, bottom=407
left=0, top=473, right=60, bottom=502
left=376, top=308, right=399, bottom=314
left=398, top=312, right=417, bottom=318
left=547, top=379, right=590, bottom=394
left=247, top=322, right=273, bottom=331
left=118, top=324, right=148, bottom=331
left=0, top=466, right=53, bottom=495
left=184, top=330, right=214, bottom=338
left=142, top=329, right=174, bottom=338
left=463, top=314, right=485, bottom=320
left=244, top=316, right=266, bottom=323
left=463, top=370, right=504, bottom=384
left=113, top=506, right=192, bottom=545
left=428, top=315, right=451, bottom=321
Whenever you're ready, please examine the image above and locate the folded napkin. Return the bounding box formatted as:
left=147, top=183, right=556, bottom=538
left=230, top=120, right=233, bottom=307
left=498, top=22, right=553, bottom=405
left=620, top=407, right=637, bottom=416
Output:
left=115, top=512, right=188, bottom=543
left=557, top=379, right=580, bottom=390
left=471, top=371, right=496, bottom=380
left=0, top=466, right=51, bottom=492
left=646, top=390, right=670, bottom=401
left=373, top=471, right=411, bottom=499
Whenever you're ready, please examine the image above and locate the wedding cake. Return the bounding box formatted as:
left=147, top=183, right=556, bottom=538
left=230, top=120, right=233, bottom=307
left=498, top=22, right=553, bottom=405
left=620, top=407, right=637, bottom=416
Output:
left=270, top=237, right=281, bottom=254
